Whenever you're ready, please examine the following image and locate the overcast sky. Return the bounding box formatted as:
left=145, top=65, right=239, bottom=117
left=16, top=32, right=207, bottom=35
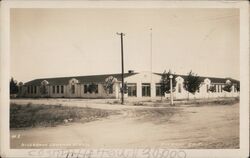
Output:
left=10, top=8, right=239, bottom=82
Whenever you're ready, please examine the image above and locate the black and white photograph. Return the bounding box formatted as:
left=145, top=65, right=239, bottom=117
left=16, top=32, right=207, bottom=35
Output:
left=0, top=1, right=249, bottom=158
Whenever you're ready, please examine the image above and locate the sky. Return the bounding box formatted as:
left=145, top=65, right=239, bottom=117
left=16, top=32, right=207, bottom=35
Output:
left=10, top=8, right=239, bottom=83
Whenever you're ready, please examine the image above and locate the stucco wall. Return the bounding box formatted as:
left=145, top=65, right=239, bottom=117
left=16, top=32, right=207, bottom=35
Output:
left=124, top=71, right=161, bottom=98
left=19, top=72, right=239, bottom=99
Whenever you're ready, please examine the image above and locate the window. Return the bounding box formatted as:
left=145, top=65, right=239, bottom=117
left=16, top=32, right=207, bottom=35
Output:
left=128, top=83, right=137, bottom=97
left=27, top=86, right=30, bottom=94
left=142, top=83, right=151, bottom=97
left=221, top=85, right=224, bottom=92
left=61, top=85, right=64, bottom=93
left=178, top=83, right=182, bottom=93
left=71, top=85, right=75, bottom=94
left=31, top=86, right=33, bottom=94
left=84, top=84, right=88, bottom=93
left=53, top=86, right=55, bottom=93
left=85, top=83, right=98, bottom=94
left=57, top=85, right=60, bottom=93
left=34, top=86, right=37, bottom=94
left=156, top=83, right=161, bottom=96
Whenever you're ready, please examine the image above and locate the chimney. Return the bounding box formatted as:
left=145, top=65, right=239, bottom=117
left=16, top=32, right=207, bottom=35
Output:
left=128, top=70, right=134, bottom=73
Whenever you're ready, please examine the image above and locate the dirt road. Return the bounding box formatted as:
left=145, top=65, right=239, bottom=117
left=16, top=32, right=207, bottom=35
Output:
left=10, top=99, right=239, bottom=149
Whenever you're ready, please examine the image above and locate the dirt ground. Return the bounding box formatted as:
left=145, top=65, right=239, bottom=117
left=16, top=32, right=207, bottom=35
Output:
left=10, top=99, right=239, bottom=149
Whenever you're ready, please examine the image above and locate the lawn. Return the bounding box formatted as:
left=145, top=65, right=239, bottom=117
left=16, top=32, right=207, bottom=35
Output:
left=10, top=103, right=118, bottom=129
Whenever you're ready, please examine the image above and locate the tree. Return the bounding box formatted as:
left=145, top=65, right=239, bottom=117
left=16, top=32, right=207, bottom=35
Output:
left=88, top=83, right=98, bottom=93
left=123, top=82, right=128, bottom=94
left=223, top=82, right=233, bottom=92
left=208, top=85, right=216, bottom=93
left=183, top=71, right=202, bottom=99
left=40, top=81, right=48, bottom=96
left=104, top=76, right=115, bottom=94
left=10, top=77, right=18, bottom=95
left=40, top=85, right=47, bottom=95
left=160, top=70, right=177, bottom=100
left=236, top=82, right=240, bottom=92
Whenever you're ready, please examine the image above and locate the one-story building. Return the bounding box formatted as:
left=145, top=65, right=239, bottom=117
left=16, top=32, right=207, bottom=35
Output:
left=17, top=71, right=239, bottom=99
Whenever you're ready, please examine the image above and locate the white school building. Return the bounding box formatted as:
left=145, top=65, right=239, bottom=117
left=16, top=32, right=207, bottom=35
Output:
left=18, top=71, right=239, bottom=99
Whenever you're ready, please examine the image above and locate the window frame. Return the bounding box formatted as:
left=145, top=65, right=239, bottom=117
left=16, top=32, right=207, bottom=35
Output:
left=127, top=83, right=137, bottom=97
left=155, top=83, right=161, bottom=97
left=71, top=84, right=75, bottom=94
left=34, top=86, right=37, bottom=94
left=52, top=86, right=55, bottom=94
left=56, top=85, right=60, bottom=93
left=142, top=83, right=151, bottom=97
left=61, top=85, right=64, bottom=94
left=27, top=86, right=30, bottom=94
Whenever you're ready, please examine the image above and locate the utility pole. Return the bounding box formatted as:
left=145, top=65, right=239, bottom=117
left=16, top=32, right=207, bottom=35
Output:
left=150, top=28, right=153, bottom=99
left=117, top=32, right=125, bottom=104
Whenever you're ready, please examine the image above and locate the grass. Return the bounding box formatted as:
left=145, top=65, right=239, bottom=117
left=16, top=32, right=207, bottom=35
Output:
left=10, top=103, right=117, bottom=129
left=192, top=137, right=239, bottom=149
left=179, top=97, right=239, bottom=106
left=131, top=97, right=239, bottom=107
left=130, top=108, right=181, bottom=123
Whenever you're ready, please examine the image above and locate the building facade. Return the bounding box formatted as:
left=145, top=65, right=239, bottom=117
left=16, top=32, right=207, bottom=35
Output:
left=18, top=71, right=239, bottom=99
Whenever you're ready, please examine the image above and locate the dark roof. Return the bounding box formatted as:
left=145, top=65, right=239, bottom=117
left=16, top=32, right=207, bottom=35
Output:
left=24, top=73, right=138, bottom=86
left=25, top=72, right=239, bottom=86
left=154, top=73, right=239, bottom=84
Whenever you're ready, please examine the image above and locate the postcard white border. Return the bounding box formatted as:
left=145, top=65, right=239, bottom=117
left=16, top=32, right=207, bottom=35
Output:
left=0, top=1, right=249, bottom=158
